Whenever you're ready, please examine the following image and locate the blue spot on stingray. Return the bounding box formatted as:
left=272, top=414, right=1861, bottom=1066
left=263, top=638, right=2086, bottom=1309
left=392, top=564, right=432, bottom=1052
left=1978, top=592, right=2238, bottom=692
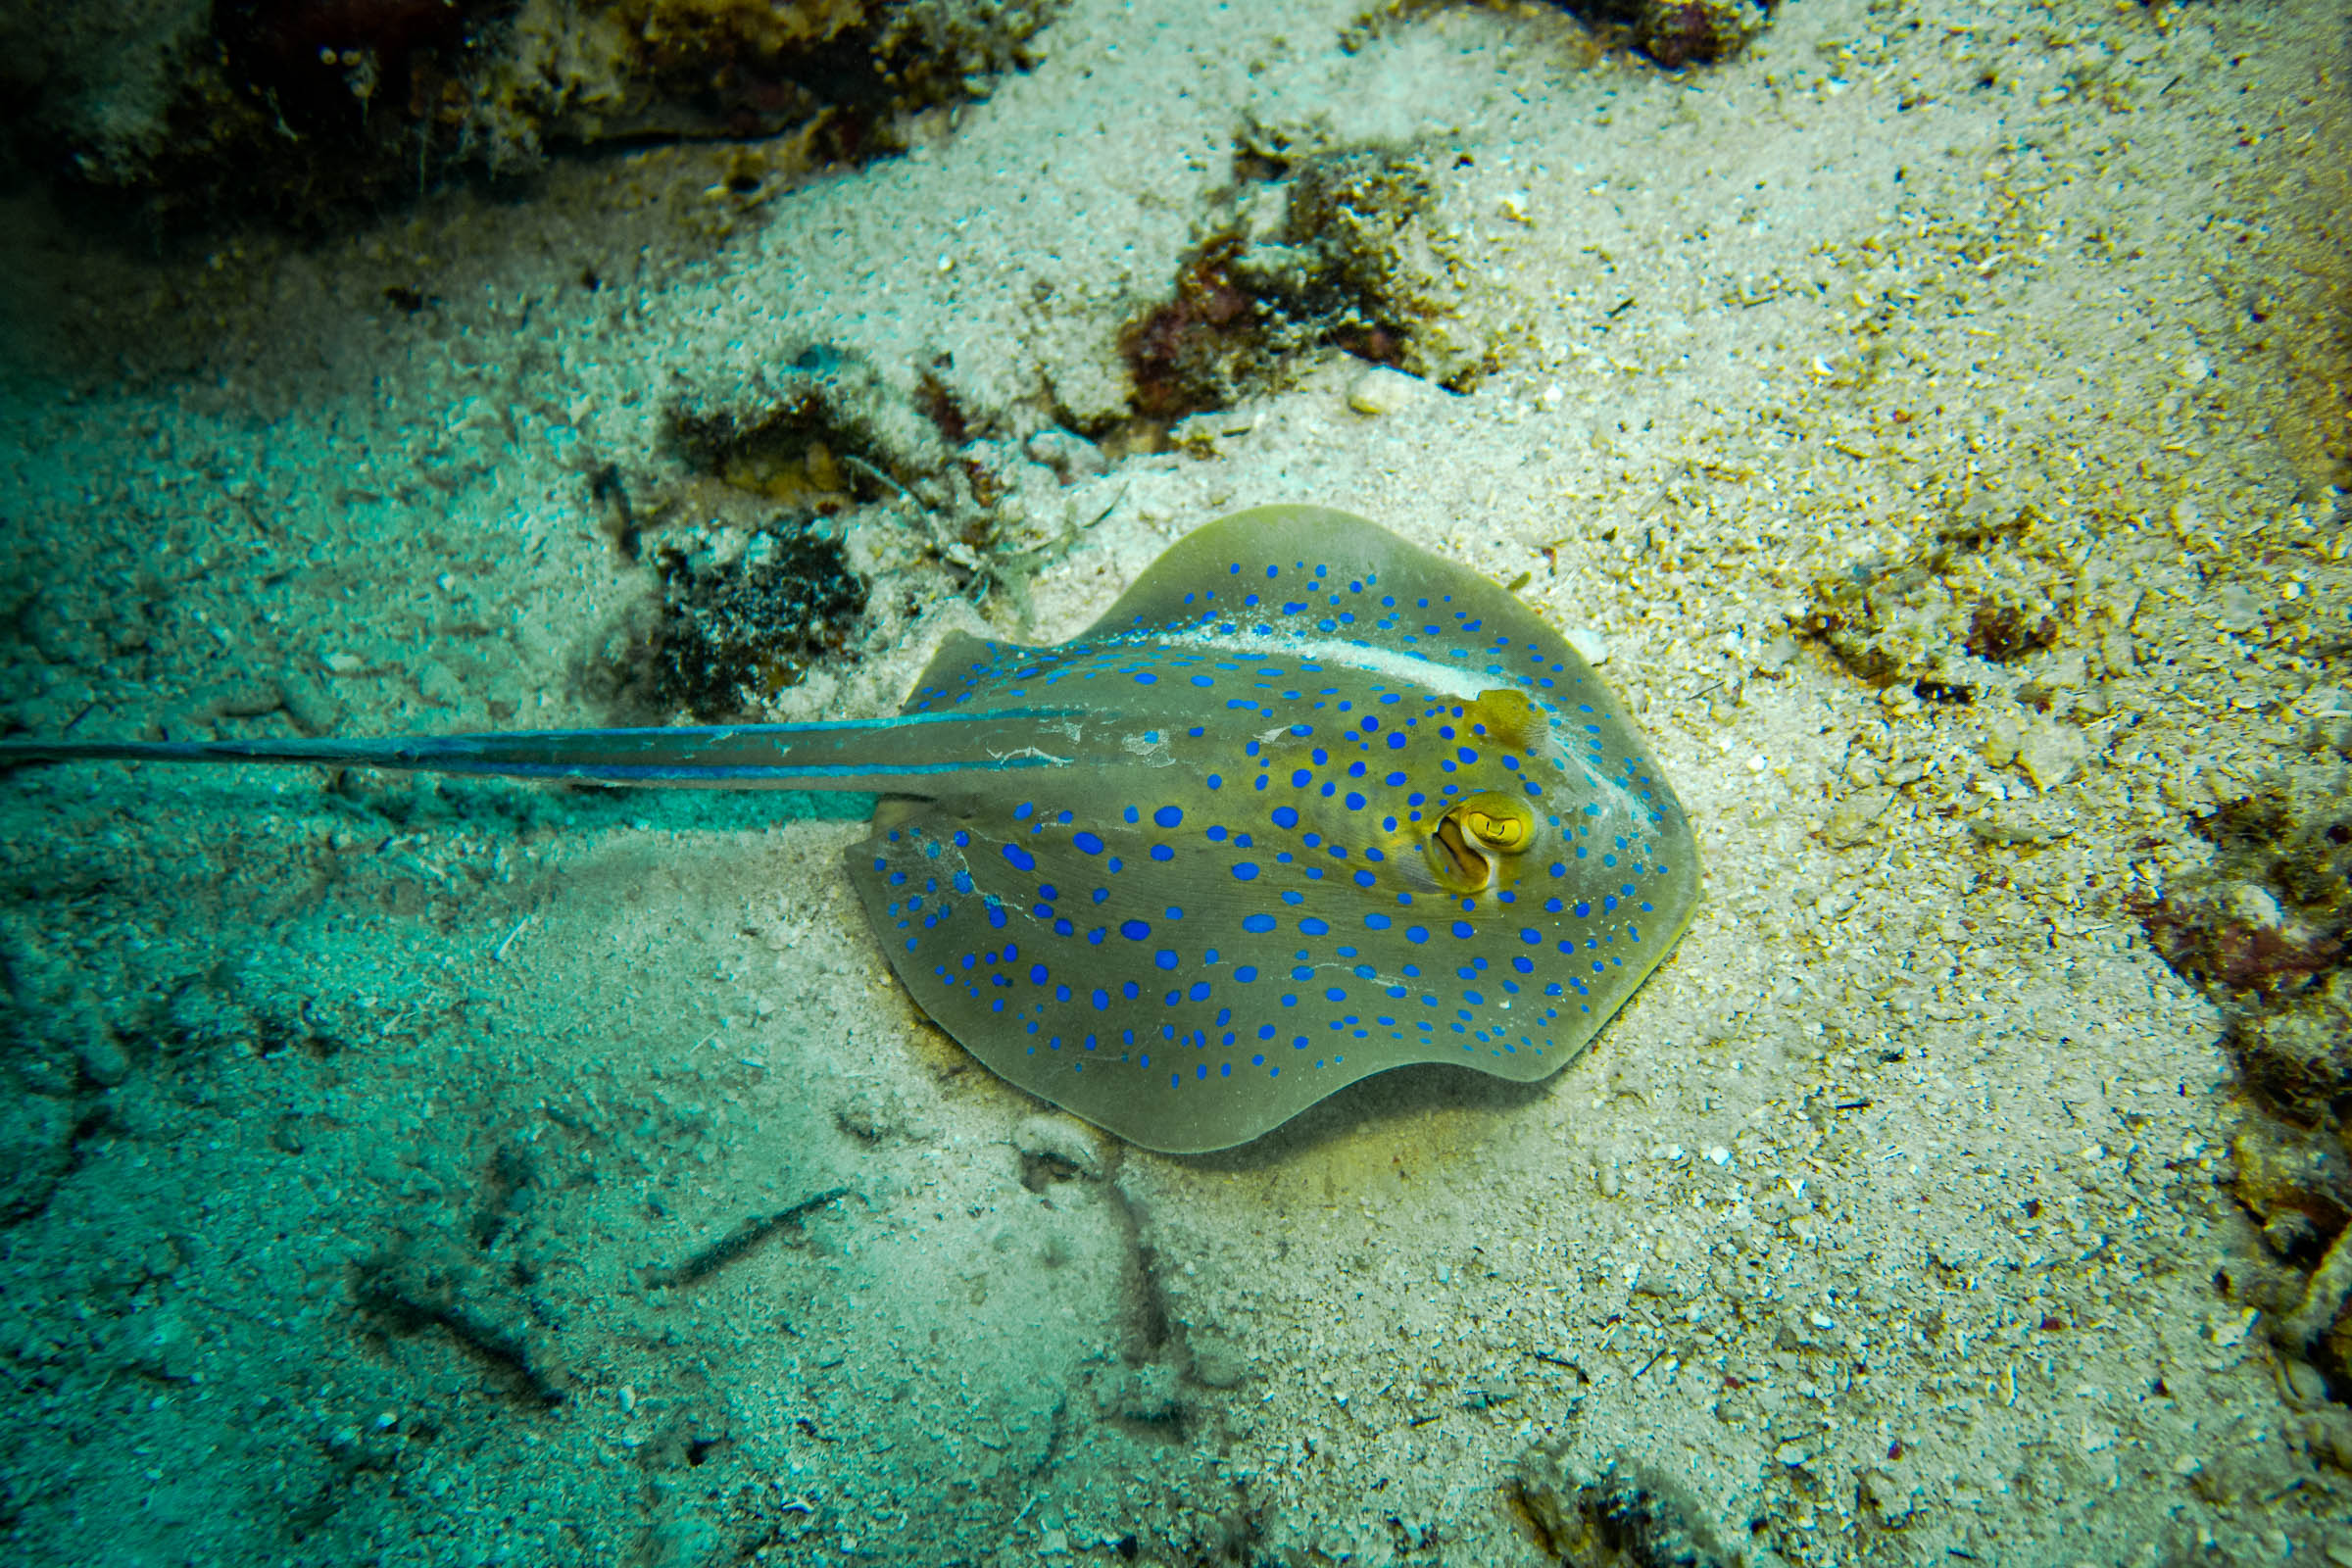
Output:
left=1074, top=832, right=1104, bottom=855
left=1155, top=806, right=1184, bottom=828
left=1120, top=919, right=1152, bottom=940
left=1002, top=844, right=1036, bottom=871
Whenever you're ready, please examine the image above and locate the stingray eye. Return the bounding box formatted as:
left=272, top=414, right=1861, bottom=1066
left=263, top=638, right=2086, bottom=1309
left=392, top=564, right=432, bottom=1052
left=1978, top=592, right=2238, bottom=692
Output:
left=1427, top=792, right=1538, bottom=893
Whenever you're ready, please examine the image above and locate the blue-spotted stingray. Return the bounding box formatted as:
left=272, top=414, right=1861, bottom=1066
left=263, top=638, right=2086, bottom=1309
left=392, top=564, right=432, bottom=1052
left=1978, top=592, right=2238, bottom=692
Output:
left=0, top=506, right=1697, bottom=1152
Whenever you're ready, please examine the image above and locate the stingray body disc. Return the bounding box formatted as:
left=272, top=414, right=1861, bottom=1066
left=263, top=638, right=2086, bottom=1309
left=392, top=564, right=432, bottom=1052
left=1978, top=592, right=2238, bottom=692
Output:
left=846, top=507, right=1699, bottom=1152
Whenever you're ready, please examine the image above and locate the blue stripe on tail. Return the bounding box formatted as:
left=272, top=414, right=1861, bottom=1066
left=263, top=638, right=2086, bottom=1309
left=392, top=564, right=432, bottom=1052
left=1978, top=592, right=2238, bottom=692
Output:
left=0, top=708, right=1091, bottom=791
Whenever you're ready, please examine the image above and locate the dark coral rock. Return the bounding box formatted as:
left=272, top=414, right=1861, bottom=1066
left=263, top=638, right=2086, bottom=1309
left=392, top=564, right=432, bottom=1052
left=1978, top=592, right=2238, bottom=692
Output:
left=2137, top=765, right=2352, bottom=1397
left=1798, top=493, right=2081, bottom=688
left=1509, top=1443, right=1737, bottom=1568
left=1117, top=137, right=1490, bottom=425
left=2140, top=898, right=2344, bottom=1004
left=2230, top=974, right=2352, bottom=1117
left=1120, top=235, right=1262, bottom=423
left=669, top=393, right=872, bottom=517
left=1544, top=0, right=1771, bottom=69
left=664, top=352, right=944, bottom=520
left=2140, top=782, right=2352, bottom=1016
left=2232, top=1114, right=2352, bottom=1252
left=11, top=0, right=1064, bottom=233
left=1631, top=0, right=1767, bottom=69
left=1965, top=600, right=2062, bottom=662
left=640, top=526, right=866, bottom=722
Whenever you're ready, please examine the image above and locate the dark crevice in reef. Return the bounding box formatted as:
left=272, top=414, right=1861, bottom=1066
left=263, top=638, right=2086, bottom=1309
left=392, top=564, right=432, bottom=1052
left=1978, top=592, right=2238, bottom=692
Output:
left=9, top=0, right=1067, bottom=238
left=663, top=379, right=918, bottom=522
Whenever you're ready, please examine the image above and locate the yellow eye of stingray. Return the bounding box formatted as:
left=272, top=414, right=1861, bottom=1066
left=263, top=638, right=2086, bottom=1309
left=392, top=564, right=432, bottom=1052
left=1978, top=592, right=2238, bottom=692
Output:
left=1427, top=792, right=1538, bottom=893
left=1460, top=806, right=1526, bottom=849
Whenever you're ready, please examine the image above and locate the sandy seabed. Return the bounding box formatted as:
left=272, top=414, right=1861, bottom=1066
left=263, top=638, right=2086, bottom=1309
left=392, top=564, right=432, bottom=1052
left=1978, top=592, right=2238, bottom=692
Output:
left=2, top=1, right=2350, bottom=1564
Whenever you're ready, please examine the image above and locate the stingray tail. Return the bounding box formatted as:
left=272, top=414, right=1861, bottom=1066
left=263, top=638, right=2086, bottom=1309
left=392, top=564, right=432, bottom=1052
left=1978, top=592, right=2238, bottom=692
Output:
left=0, top=710, right=1096, bottom=794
